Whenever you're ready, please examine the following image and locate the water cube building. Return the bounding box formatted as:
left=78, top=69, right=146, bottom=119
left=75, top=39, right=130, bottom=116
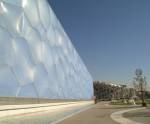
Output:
left=0, top=0, right=93, bottom=100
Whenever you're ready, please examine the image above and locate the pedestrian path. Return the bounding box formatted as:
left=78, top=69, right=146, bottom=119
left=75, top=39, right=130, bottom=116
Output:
left=111, top=107, right=145, bottom=124
left=58, top=102, right=118, bottom=124
left=58, top=102, right=146, bottom=124
left=123, top=107, right=150, bottom=124
left=0, top=101, right=146, bottom=124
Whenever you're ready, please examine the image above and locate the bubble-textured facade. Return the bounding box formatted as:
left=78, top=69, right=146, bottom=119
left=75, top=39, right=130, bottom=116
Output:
left=0, top=0, right=93, bottom=100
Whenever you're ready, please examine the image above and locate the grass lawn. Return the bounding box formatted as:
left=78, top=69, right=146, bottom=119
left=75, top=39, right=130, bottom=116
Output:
left=110, top=99, right=150, bottom=105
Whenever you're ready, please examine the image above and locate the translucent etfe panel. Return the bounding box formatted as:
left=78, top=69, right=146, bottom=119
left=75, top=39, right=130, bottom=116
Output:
left=48, top=64, right=62, bottom=98
left=37, top=0, right=50, bottom=30
left=65, top=75, right=75, bottom=92
left=54, top=21, right=69, bottom=49
left=23, top=0, right=42, bottom=30
left=54, top=27, right=66, bottom=48
left=58, top=57, right=69, bottom=76
left=0, top=1, right=23, bottom=36
left=47, top=25, right=56, bottom=47
left=0, top=15, right=7, bottom=29
left=1, top=0, right=22, bottom=7
left=48, top=79, right=60, bottom=99
left=50, top=47, right=60, bottom=64
left=24, top=27, right=43, bottom=63
left=49, top=5, right=58, bottom=28
left=18, top=13, right=32, bottom=37
left=42, top=42, right=53, bottom=69
left=55, top=58, right=65, bottom=83
left=33, top=64, right=50, bottom=98
left=18, top=83, right=38, bottom=98
left=0, top=66, right=18, bottom=97
left=12, top=37, right=35, bottom=85
left=0, top=27, right=14, bottom=66
left=47, top=63, right=57, bottom=81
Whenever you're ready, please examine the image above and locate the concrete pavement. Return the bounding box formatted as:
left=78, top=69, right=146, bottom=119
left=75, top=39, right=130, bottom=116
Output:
left=58, top=102, right=120, bottom=124
left=123, top=107, right=150, bottom=124
left=0, top=101, right=93, bottom=119
left=111, top=107, right=145, bottom=124
left=0, top=101, right=145, bottom=124
left=0, top=101, right=93, bottom=124
left=58, top=102, right=146, bottom=124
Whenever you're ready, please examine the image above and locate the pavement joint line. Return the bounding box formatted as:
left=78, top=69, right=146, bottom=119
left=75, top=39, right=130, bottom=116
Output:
left=51, top=104, right=95, bottom=124
left=110, top=107, right=146, bottom=124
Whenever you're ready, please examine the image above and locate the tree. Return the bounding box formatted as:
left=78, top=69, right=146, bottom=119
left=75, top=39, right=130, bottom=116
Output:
left=133, top=69, right=147, bottom=106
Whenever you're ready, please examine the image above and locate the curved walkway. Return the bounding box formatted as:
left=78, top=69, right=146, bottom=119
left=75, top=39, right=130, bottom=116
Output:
left=123, top=107, right=150, bottom=124
left=111, top=107, right=145, bottom=124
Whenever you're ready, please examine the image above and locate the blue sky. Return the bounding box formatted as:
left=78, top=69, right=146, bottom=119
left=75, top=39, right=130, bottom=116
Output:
left=49, top=0, right=150, bottom=84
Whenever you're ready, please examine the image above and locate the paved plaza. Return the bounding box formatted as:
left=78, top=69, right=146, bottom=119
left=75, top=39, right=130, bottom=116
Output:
left=0, top=101, right=149, bottom=124
left=59, top=102, right=150, bottom=124
left=58, top=102, right=118, bottom=124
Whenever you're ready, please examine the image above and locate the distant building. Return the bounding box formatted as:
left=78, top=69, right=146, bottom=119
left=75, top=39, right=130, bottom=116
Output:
left=93, top=81, right=135, bottom=100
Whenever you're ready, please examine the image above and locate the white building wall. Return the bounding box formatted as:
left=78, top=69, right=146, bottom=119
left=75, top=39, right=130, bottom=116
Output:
left=0, top=0, right=93, bottom=100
